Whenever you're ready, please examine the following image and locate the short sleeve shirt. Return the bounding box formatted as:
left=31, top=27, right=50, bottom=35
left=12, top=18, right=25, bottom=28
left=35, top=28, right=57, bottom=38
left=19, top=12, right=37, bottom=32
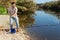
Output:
left=8, top=6, right=18, bottom=17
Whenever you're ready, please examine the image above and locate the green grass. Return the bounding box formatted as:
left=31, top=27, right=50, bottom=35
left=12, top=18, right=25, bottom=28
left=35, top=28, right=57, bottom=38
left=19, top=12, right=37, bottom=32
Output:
left=0, top=6, right=7, bottom=15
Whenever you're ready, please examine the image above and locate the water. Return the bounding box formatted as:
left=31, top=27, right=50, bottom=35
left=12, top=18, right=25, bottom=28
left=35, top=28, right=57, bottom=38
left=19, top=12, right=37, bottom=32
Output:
left=24, top=10, right=60, bottom=40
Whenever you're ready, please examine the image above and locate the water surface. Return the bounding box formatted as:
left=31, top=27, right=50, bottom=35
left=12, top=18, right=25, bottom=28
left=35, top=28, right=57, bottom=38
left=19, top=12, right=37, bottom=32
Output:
left=24, top=10, right=60, bottom=40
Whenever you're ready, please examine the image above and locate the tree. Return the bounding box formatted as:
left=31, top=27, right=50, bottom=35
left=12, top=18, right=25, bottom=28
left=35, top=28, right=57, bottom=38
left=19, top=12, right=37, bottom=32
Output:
left=17, top=0, right=36, bottom=14
left=16, top=0, right=36, bottom=27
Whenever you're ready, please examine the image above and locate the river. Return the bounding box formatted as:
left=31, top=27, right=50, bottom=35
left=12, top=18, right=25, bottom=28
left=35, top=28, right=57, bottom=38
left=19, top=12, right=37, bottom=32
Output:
left=23, top=10, right=60, bottom=40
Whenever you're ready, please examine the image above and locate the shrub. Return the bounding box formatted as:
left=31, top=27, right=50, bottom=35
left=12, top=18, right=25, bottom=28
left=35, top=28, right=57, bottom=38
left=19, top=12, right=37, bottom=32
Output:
left=0, top=6, right=7, bottom=15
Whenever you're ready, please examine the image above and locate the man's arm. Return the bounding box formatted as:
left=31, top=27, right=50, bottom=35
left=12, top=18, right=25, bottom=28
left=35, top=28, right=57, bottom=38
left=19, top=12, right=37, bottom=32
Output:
left=11, top=7, right=18, bottom=17
left=11, top=7, right=18, bottom=15
left=14, top=7, right=18, bottom=14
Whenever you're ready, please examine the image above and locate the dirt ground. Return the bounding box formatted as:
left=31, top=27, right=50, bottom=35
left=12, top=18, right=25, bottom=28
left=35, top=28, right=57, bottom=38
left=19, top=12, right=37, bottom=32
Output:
left=0, top=15, right=31, bottom=40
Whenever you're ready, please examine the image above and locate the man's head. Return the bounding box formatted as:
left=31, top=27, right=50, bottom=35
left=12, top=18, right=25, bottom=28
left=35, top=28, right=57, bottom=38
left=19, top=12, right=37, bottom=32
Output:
left=11, top=2, right=16, bottom=8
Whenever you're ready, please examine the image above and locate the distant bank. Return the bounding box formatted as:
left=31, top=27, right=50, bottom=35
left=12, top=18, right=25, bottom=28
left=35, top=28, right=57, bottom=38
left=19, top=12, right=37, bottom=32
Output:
left=37, top=1, right=60, bottom=12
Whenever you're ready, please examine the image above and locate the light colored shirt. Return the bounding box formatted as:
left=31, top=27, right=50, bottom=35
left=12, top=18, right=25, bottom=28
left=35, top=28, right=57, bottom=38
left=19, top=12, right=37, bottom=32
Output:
left=8, top=6, right=18, bottom=17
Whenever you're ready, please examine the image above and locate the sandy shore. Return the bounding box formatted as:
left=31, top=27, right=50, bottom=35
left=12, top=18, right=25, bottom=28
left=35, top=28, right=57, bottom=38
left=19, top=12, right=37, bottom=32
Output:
left=0, top=15, right=31, bottom=40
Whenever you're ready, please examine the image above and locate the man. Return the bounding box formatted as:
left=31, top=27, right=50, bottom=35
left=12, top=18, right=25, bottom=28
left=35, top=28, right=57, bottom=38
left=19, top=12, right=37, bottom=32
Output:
left=8, top=2, right=19, bottom=32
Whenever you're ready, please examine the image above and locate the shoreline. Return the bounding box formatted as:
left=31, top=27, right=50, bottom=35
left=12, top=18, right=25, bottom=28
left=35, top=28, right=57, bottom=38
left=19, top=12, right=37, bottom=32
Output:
left=0, top=15, right=31, bottom=40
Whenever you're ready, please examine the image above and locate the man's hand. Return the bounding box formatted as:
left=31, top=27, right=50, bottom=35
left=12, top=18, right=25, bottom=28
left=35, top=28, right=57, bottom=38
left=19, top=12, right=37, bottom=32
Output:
left=11, top=13, right=17, bottom=17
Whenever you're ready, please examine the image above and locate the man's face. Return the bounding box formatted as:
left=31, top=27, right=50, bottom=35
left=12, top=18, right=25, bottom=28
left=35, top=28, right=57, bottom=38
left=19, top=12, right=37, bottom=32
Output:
left=12, top=4, right=16, bottom=8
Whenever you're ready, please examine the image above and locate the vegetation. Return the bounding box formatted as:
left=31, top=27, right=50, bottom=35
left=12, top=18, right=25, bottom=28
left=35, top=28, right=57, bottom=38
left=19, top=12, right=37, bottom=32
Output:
left=0, top=6, right=7, bottom=15
left=0, top=0, right=36, bottom=15
left=38, top=1, right=60, bottom=12
left=16, top=0, right=36, bottom=27
left=17, top=0, right=36, bottom=15
left=0, top=0, right=17, bottom=8
left=0, top=0, right=36, bottom=27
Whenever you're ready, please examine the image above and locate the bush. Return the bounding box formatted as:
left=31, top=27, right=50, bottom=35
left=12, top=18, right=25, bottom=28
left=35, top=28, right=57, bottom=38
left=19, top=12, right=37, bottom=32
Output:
left=0, top=6, right=7, bottom=15
left=17, top=0, right=36, bottom=15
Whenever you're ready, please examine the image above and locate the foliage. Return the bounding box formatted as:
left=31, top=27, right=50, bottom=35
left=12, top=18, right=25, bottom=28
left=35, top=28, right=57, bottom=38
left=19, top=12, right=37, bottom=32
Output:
left=0, top=0, right=17, bottom=8
left=0, top=6, right=7, bottom=14
left=0, top=0, right=36, bottom=15
left=42, top=1, right=60, bottom=12
left=16, top=0, right=36, bottom=27
left=17, top=0, right=36, bottom=15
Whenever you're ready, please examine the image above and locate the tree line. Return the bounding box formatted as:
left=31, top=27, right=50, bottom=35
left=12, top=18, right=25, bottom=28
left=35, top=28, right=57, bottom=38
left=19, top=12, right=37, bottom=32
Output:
left=37, top=1, right=60, bottom=12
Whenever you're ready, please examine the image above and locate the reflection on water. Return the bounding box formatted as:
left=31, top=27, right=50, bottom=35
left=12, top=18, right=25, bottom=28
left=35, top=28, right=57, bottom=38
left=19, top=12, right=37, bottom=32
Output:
left=43, top=10, right=60, bottom=19
left=19, top=10, right=60, bottom=40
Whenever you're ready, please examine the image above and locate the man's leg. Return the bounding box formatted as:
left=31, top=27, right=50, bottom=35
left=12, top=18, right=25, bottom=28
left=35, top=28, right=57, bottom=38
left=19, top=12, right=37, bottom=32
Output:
left=12, top=16, right=19, bottom=29
left=10, top=17, right=13, bottom=29
left=12, top=16, right=19, bottom=32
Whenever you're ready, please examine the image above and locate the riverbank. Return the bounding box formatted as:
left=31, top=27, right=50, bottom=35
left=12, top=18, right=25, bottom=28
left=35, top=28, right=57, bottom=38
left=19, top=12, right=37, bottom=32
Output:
left=0, top=15, right=31, bottom=40
left=37, top=1, right=60, bottom=12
